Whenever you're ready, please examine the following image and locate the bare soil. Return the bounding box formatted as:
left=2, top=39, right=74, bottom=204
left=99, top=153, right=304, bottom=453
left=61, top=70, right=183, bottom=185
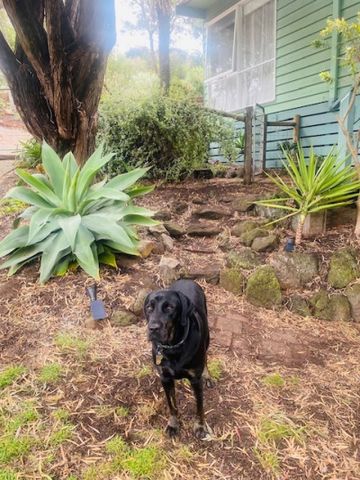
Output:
left=0, top=176, right=360, bottom=479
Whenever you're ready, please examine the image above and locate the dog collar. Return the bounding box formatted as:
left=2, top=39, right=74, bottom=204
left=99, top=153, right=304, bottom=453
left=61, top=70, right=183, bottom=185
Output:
left=156, top=315, right=191, bottom=355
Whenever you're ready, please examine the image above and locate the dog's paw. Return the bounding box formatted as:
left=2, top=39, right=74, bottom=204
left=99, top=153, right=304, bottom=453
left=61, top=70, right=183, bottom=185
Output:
left=193, top=422, right=208, bottom=439
left=204, top=377, right=215, bottom=388
left=165, top=424, right=179, bottom=438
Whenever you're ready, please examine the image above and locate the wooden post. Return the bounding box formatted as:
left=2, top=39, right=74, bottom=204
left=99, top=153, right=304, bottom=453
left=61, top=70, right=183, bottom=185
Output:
left=244, top=106, right=253, bottom=185
left=293, top=114, right=301, bottom=144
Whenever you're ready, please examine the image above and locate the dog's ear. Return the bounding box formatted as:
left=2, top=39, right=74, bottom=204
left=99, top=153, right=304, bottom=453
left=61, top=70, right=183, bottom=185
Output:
left=175, top=291, right=194, bottom=327
left=143, top=292, right=152, bottom=322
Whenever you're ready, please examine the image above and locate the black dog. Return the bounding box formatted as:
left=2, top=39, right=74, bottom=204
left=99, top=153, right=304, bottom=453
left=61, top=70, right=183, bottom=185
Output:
left=144, top=279, right=211, bottom=438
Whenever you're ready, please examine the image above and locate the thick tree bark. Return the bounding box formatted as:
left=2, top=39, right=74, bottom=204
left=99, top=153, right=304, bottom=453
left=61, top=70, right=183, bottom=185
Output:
left=0, top=0, right=116, bottom=164
left=156, top=1, right=171, bottom=93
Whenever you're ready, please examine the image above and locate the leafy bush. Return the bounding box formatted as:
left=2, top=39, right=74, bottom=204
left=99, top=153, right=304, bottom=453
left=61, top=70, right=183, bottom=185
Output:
left=254, top=145, right=360, bottom=244
left=17, top=138, right=42, bottom=168
left=0, top=143, right=155, bottom=283
left=99, top=96, right=236, bottom=181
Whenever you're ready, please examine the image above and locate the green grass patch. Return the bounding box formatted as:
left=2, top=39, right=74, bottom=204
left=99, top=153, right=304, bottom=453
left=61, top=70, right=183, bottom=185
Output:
left=207, top=359, right=223, bottom=382
left=136, top=365, right=151, bottom=379
left=115, top=406, right=129, bottom=418
left=54, top=332, right=90, bottom=358
left=0, top=365, right=26, bottom=390
left=52, top=408, right=71, bottom=423
left=49, top=424, right=74, bottom=447
left=105, top=436, right=128, bottom=456
left=0, top=198, right=25, bottom=217
left=257, top=414, right=306, bottom=445
left=38, top=362, right=63, bottom=384
left=262, top=373, right=285, bottom=388
left=0, top=468, right=18, bottom=480
left=5, top=405, right=39, bottom=435
left=0, top=436, right=32, bottom=463
left=254, top=448, right=280, bottom=474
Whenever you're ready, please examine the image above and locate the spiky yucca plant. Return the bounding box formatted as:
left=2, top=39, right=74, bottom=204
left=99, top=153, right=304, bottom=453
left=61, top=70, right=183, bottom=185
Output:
left=0, top=143, right=156, bottom=282
left=254, top=146, right=360, bottom=244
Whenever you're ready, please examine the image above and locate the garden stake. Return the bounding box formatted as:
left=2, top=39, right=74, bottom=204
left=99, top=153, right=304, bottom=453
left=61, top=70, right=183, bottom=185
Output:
left=86, top=284, right=107, bottom=321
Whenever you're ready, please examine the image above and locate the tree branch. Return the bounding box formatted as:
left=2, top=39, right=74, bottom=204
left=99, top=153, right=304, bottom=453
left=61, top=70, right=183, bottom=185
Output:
left=0, top=30, right=18, bottom=79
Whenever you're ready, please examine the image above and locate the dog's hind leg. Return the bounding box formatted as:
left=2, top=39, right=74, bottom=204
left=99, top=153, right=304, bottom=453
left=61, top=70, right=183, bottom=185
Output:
left=190, top=376, right=208, bottom=439
left=161, top=378, right=179, bottom=438
left=202, top=356, right=214, bottom=388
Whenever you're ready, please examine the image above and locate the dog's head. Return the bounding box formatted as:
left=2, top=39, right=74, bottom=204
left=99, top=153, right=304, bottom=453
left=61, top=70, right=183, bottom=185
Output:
left=144, top=289, right=193, bottom=345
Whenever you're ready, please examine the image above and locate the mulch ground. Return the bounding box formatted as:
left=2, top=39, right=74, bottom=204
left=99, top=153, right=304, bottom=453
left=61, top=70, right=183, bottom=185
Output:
left=0, top=175, right=360, bottom=479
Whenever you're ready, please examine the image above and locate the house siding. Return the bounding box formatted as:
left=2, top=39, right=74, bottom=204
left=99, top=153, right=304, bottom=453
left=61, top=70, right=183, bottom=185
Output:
left=207, top=0, right=360, bottom=168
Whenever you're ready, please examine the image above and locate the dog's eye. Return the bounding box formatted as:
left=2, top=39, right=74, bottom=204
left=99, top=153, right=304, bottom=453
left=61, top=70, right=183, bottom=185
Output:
left=163, top=303, right=175, bottom=313
left=146, top=303, right=154, bottom=312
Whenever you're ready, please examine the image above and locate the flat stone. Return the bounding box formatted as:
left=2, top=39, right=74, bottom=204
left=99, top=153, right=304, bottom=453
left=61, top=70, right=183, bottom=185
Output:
left=269, top=252, right=319, bottom=289
left=183, top=266, right=220, bottom=285
left=345, top=283, right=360, bottom=322
left=192, top=207, right=232, bottom=220
left=240, top=228, right=268, bottom=247
left=231, top=196, right=257, bottom=213
left=328, top=248, right=359, bottom=289
left=225, top=166, right=244, bottom=178
left=154, top=209, right=172, bottom=221
left=138, top=240, right=157, bottom=258
left=310, top=290, right=352, bottom=321
left=226, top=248, right=261, bottom=270
left=232, top=220, right=261, bottom=237
left=219, top=268, right=245, bottom=294
left=160, top=233, right=174, bottom=251
left=245, top=266, right=282, bottom=309
left=173, top=201, right=188, bottom=215
left=187, top=223, right=222, bottom=237
left=130, top=288, right=152, bottom=316
left=111, top=309, right=138, bottom=327
left=288, top=295, right=311, bottom=317
left=251, top=234, right=279, bottom=252
left=192, top=197, right=207, bottom=205
left=159, top=256, right=182, bottom=285
left=164, top=222, right=185, bottom=238
left=148, top=224, right=168, bottom=237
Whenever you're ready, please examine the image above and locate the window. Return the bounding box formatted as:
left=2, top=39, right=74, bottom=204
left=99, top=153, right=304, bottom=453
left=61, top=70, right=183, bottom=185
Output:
left=205, top=0, right=276, bottom=112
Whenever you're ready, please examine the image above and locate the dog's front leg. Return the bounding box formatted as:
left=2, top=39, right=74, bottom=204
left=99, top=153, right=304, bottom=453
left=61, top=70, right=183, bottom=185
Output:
left=161, top=377, right=179, bottom=437
left=190, top=377, right=207, bottom=439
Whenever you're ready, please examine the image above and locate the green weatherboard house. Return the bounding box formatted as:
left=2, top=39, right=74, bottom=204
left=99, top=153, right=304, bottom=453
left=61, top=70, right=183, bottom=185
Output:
left=177, top=0, right=360, bottom=169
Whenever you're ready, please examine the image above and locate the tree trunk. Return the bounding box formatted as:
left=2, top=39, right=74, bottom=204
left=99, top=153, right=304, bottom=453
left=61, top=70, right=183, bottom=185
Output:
left=156, top=1, right=170, bottom=93
left=295, top=214, right=305, bottom=245
left=0, top=0, right=116, bottom=165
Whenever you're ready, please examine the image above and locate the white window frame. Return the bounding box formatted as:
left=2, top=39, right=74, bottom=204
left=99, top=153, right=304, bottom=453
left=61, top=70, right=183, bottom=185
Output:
left=204, top=0, right=277, bottom=108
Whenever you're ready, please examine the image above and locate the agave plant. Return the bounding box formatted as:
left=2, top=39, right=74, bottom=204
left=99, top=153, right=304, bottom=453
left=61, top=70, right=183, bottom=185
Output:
left=254, top=145, right=360, bottom=244
left=0, top=142, right=156, bottom=283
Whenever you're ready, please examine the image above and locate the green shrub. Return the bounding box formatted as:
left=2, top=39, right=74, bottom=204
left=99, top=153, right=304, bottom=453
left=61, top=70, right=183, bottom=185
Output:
left=17, top=138, right=42, bottom=168
left=0, top=143, right=155, bottom=283
left=98, top=96, right=236, bottom=181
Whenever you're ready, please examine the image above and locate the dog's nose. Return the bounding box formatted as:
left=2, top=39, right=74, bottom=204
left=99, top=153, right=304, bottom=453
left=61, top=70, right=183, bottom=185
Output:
left=149, top=323, right=160, bottom=332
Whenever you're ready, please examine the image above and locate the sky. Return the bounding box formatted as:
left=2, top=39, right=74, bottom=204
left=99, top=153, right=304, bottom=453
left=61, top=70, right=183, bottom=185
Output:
left=114, top=0, right=203, bottom=55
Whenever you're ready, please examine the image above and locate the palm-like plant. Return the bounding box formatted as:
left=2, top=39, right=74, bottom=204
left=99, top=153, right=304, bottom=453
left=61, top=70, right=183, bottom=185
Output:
left=254, top=146, right=360, bottom=244
left=0, top=143, right=156, bottom=283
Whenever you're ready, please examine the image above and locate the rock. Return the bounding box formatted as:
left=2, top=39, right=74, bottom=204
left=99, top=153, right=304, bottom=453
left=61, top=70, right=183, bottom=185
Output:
left=111, top=309, right=138, bottom=327
left=251, top=234, right=279, bottom=252
left=154, top=209, right=172, bottom=221
left=292, top=212, right=326, bottom=238
left=164, top=222, right=185, bottom=238
left=288, top=295, right=311, bottom=317
left=231, top=196, right=257, bottom=213
left=159, top=257, right=182, bottom=285
left=130, top=288, right=152, bottom=316
left=117, top=255, right=139, bottom=269
left=218, top=231, right=232, bottom=252
left=219, top=268, right=245, bottom=294
left=269, top=252, right=319, bottom=289
left=255, top=203, right=285, bottom=220
left=183, top=266, right=220, bottom=285
left=148, top=224, right=168, bottom=237
left=245, top=266, right=282, bottom=308
left=328, top=248, right=359, bottom=289
left=138, top=240, right=157, bottom=258
left=226, top=248, right=261, bottom=270
left=327, top=206, right=356, bottom=228
left=232, top=220, right=261, bottom=237
left=192, top=197, right=206, bottom=205
left=345, top=283, right=360, bottom=322
left=310, top=290, right=352, bottom=321
left=192, top=207, right=232, bottom=220
left=173, top=201, right=188, bottom=215
left=225, top=166, right=244, bottom=178
left=160, top=233, right=174, bottom=251
left=187, top=223, right=222, bottom=237
left=193, top=168, right=214, bottom=179
left=240, top=228, right=268, bottom=247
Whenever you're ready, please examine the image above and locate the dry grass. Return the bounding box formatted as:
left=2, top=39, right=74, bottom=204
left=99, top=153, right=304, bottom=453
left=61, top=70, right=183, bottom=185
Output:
left=1, top=177, right=360, bottom=479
